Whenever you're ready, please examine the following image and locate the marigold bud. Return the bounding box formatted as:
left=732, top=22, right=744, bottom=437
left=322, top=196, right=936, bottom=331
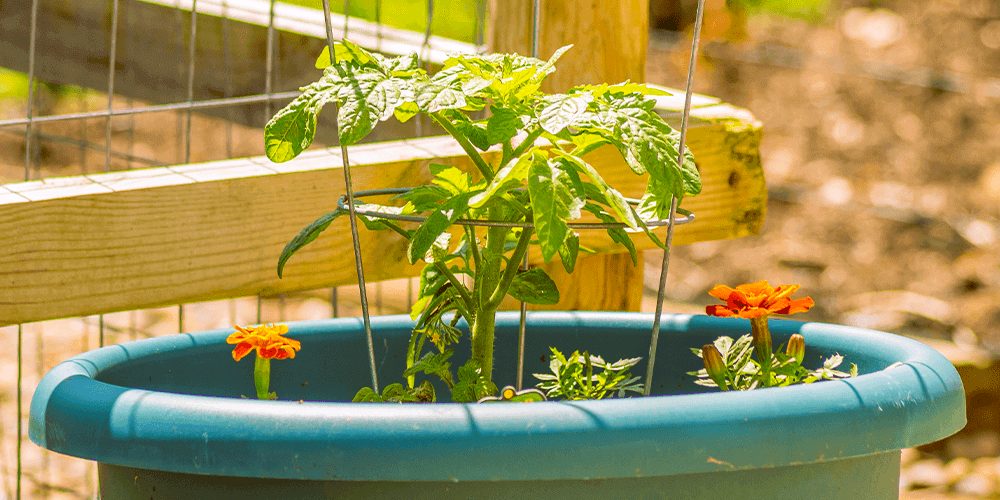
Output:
left=702, top=344, right=729, bottom=391
left=786, top=334, right=805, bottom=365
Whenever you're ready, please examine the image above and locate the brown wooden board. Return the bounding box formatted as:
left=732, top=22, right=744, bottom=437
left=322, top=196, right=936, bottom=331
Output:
left=0, top=93, right=763, bottom=326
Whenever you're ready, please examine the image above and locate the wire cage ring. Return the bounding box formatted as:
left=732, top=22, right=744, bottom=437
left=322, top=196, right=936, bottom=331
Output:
left=337, top=188, right=695, bottom=230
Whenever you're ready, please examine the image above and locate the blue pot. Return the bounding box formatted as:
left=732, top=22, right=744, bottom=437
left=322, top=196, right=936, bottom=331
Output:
left=30, top=312, right=965, bottom=499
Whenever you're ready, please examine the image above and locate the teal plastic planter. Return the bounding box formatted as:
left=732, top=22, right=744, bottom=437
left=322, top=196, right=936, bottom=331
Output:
left=31, top=312, right=965, bottom=499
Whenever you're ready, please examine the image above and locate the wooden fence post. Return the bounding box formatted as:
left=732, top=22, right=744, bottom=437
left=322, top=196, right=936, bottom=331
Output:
left=489, top=0, right=650, bottom=311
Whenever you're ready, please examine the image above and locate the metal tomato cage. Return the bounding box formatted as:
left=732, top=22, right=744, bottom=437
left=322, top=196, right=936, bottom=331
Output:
left=321, top=0, right=711, bottom=397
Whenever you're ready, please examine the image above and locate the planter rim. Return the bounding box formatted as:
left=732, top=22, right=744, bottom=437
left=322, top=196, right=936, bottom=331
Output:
left=30, top=312, right=965, bottom=481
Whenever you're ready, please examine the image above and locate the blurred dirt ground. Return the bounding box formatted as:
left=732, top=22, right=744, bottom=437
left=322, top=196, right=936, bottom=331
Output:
left=646, top=0, right=1000, bottom=497
left=2, top=0, right=1000, bottom=498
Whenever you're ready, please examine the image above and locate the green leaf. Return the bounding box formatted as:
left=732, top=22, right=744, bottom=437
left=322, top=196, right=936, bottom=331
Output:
left=486, top=108, right=521, bottom=145
left=582, top=93, right=701, bottom=200
left=394, top=185, right=451, bottom=212
left=468, top=150, right=532, bottom=208
left=264, top=74, right=340, bottom=163
left=538, top=94, right=591, bottom=135
left=384, top=52, right=419, bottom=74
left=528, top=156, right=585, bottom=263
left=334, top=66, right=410, bottom=145
left=314, top=40, right=378, bottom=69
left=537, top=45, right=573, bottom=80
left=430, top=163, right=472, bottom=195
left=407, top=192, right=475, bottom=264
left=550, top=150, right=640, bottom=230
left=393, top=101, right=419, bottom=123
left=583, top=202, right=637, bottom=265
left=572, top=81, right=672, bottom=97
left=277, top=208, right=346, bottom=278
left=557, top=232, right=580, bottom=274
left=453, top=118, right=490, bottom=151
left=508, top=268, right=560, bottom=305
left=416, top=82, right=466, bottom=113
left=352, top=387, right=382, bottom=402
left=452, top=359, right=498, bottom=403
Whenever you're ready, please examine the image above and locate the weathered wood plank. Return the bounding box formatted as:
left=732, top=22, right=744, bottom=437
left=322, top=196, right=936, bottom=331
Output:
left=0, top=93, right=763, bottom=326
left=0, top=0, right=469, bottom=141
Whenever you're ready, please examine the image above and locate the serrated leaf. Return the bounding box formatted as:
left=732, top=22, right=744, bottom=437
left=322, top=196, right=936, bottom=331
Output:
left=468, top=150, right=532, bottom=208
left=486, top=107, right=521, bottom=145
left=277, top=208, right=346, bottom=278
left=334, top=67, right=409, bottom=145
left=551, top=150, right=641, bottom=230
left=407, top=192, right=475, bottom=264
left=394, top=185, right=450, bottom=212
left=528, top=155, right=584, bottom=263
left=583, top=202, right=637, bottom=265
left=264, top=75, right=340, bottom=163
left=537, top=44, right=573, bottom=80
left=596, top=94, right=701, bottom=200
left=557, top=232, right=579, bottom=274
left=538, top=94, right=591, bottom=135
left=393, top=101, right=419, bottom=123
left=314, top=39, right=377, bottom=69
left=384, top=52, right=419, bottom=73
left=416, top=82, right=466, bottom=113
left=508, top=268, right=560, bottom=305
left=430, top=163, right=473, bottom=195
left=454, top=119, right=490, bottom=151
left=352, top=386, right=382, bottom=402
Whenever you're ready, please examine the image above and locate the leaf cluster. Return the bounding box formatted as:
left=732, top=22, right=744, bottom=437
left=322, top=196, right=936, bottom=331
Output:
left=267, top=39, right=701, bottom=403
left=533, top=348, right=644, bottom=400
left=688, top=334, right=858, bottom=391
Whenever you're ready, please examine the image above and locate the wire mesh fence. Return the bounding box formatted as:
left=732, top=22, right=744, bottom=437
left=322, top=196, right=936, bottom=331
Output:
left=2, top=1, right=490, bottom=497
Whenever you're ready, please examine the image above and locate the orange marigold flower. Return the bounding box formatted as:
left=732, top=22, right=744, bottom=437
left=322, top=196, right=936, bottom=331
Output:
left=227, top=324, right=301, bottom=362
left=705, top=280, right=814, bottom=319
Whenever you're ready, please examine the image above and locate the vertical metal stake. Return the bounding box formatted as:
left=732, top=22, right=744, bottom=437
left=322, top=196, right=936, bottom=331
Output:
left=644, top=0, right=708, bottom=397
left=16, top=324, right=23, bottom=500
left=105, top=0, right=120, bottom=173
left=322, top=0, right=378, bottom=393
left=184, top=0, right=198, bottom=164
left=222, top=0, right=235, bottom=158
left=24, top=0, right=40, bottom=183
left=516, top=0, right=542, bottom=392
left=265, top=0, right=276, bottom=121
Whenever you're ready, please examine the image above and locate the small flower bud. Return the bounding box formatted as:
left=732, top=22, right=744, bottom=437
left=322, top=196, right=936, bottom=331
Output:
left=786, top=334, right=805, bottom=365
left=702, top=344, right=729, bottom=391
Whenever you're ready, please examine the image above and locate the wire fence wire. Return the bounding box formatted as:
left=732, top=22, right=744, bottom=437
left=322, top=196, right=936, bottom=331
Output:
left=5, top=1, right=483, bottom=498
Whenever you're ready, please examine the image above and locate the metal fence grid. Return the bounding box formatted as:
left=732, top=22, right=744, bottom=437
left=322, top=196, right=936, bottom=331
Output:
left=3, top=1, right=491, bottom=497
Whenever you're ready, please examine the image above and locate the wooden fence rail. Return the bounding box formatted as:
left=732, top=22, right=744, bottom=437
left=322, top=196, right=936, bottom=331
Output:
left=0, top=91, right=763, bottom=326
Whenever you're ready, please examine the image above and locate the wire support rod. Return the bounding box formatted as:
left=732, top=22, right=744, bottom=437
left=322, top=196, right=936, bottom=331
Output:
left=185, top=0, right=199, bottom=164
left=645, top=0, right=708, bottom=397
left=0, top=91, right=301, bottom=129
left=322, top=0, right=379, bottom=394
left=105, top=0, right=121, bottom=173
left=24, top=0, right=41, bottom=183
left=265, top=0, right=277, bottom=121
left=16, top=325, right=23, bottom=500
left=517, top=0, right=542, bottom=391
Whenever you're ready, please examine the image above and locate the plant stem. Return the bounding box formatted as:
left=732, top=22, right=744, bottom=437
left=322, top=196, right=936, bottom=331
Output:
left=508, top=126, right=543, bottom=163
left=470, top=305, right=497, bottom=383
left=433, top=260, right=474, bottom=313
left=430, top=112, right=494, bottom=181
left=464, top=225, right=482, bottom=272
left=750, top=316, right=772, bottom=388
left=254, top=355, right=271, bottom=400
left=485, top=224, right=533, bottom=310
